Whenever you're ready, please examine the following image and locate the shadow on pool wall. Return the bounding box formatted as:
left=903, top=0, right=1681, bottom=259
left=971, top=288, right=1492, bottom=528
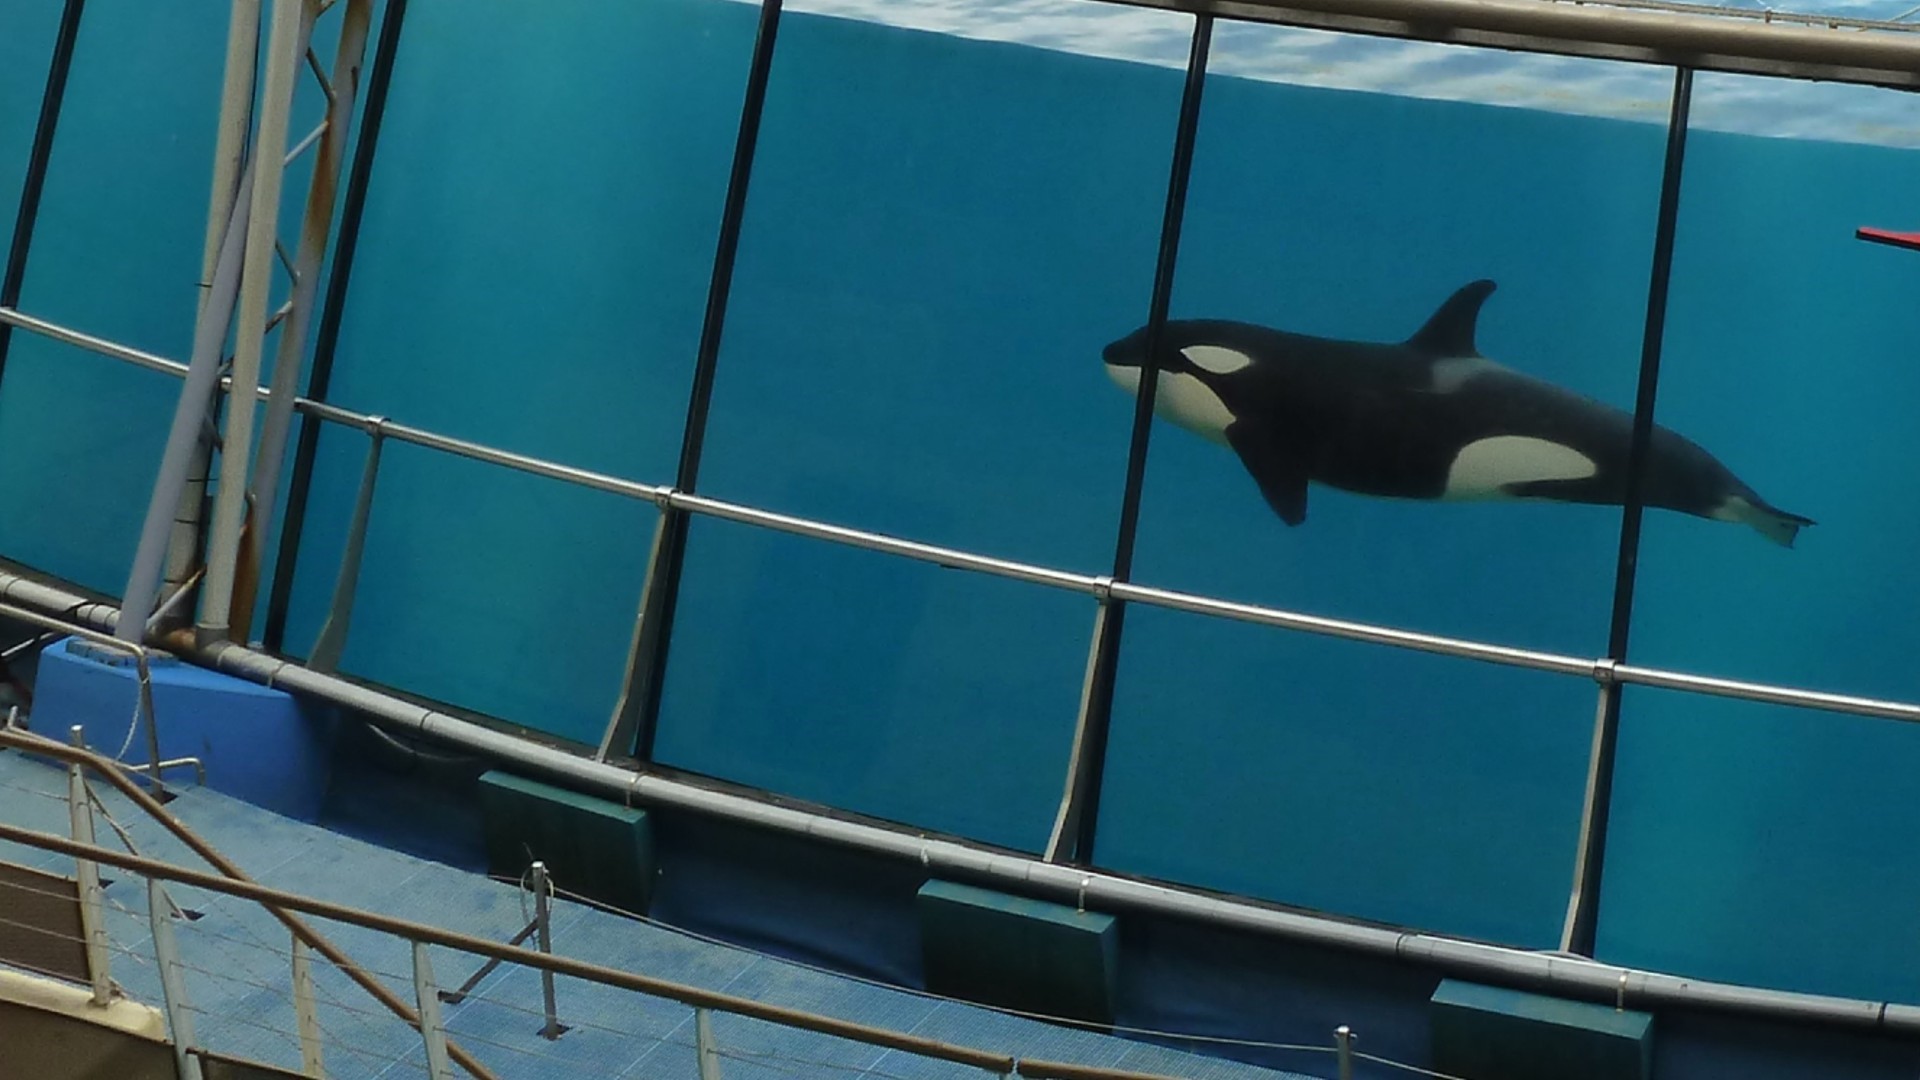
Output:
left=5, top=0, right=1920, bottom=1009
left=1599, top=72, right=1920, bottom=1003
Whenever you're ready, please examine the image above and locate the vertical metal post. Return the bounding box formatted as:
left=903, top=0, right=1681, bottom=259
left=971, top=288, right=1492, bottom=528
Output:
left=412, top=942, right=454, bottom=1080
left=1334, top=1026, right=1354, bottom=1080
left=265, top=0, right=412, bottom=654
left=240, top=0, right=376, bottom=643
left=151, top=879, right=205, bottom=1080
left=595, top=512, right=669, bottom=761
left=200, top=0, right=310, bottom=645
left=694, top=1007, right=724, bottom=1080
left=0, top=0, right=86, bottom=391
left=1562, top=65, right=1695, bottom=958
left=66, top=726, right=111, bottom=1006
left=308, top=421, right=384, bottom=672
left=1044, top=598, right=1112, bottom=862
left=627, top=0, right=784, bottom=761
left=292, top=935, right=324, bottom=1077
left=1057, top=14, right=1214, bottom=864
left=531, top=861, right=560, bottom=1040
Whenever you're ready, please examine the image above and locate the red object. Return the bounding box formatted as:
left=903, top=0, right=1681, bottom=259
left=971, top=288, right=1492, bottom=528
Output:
left=1857, top=226, right=1920, bottom=252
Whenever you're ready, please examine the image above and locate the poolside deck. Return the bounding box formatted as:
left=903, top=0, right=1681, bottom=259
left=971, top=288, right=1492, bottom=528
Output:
left=0, top=747, right=1324, bottom=1080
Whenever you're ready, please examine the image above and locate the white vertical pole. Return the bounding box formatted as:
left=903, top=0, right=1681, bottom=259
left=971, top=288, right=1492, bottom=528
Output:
left=412, top=942, right=454, bottom=1080
left=66, top=726, right=110, bottom=1006
left=167, top=0, right=262, bottom=600
left=695, top=1008, right=723, bottom=1080
left=292, top=935, right=325, bottom=1077
left=1335, top=1025, right=1354, bottom=1080
left=199, top=0, right=308, bottom=645
left=245, top=0, right=374, bottom=631
left=150, top=880, right=205, bottom=1080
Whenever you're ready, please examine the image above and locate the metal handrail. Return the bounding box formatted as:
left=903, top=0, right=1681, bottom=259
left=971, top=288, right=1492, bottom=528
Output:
left=0, top=600, right=165, bottom=794
left=0, top=793, right=1214, bottom=1080
left=4, top=302, right=1918, bottom=727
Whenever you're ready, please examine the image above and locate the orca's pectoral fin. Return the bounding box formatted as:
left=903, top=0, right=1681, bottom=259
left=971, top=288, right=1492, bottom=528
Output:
left=1226, top=424, right=1310, bottom=526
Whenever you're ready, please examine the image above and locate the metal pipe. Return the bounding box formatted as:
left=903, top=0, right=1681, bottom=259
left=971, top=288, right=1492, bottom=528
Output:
left=1066, top=13, right=1213, bottom=866
left=4, top=586, right=1919, bottom=1032
left=531, top=860, right=560, bottom=1040
left=1334, top=1026, right=1353, bottom=1080
left=65, top=725, right=111, bottom=1007
left=412, top=943, right=454, bottom=1080
left=0, top=0, right=86, bottom=391
left=1567, top=66, right=1696, bottom=958
left=117, top=160, right=256, bottom=643
left=150, top=877, right=205, bottom=1080
left=1121, top=0, right=1920, bottom=87
left=200, top=0, right=309, bottom=645
left=117, top=638, right=1920, bottom=1035
left=629, top=0, right=786, bottom=761
left=243, top=0, right=374, bottom=642
left=263, top=0, right=412, bottom=654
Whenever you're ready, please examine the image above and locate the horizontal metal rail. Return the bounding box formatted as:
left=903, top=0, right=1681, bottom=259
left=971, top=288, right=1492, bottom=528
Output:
left=5, top=303, right=1920, bottom=728
left=1121, top=0, right=1920, bottom=88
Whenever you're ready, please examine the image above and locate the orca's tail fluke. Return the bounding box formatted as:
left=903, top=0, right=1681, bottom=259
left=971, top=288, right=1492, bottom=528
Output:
left=1722, top=495, right=1815, bottom=548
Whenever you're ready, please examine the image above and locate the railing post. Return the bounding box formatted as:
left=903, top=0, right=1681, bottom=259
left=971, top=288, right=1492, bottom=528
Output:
left=292, top=935, right=325, bottom=1077
left=695, top=1007, right=723, bottom=1080
left=66, top=726, right=111, bottom=1006
left=1334, top=1025, right=1354, bottom=1080
left=150, top=879, right=204, bottom=1080
left=412, top=941, right=454, bottom=1080
left=1043, top=595, right=1113, bottom=862
left=309, top=419, right=385, bottom=672
left=531, top=860, right=562, bottom=1040
left=595, top=510, right=670, bottom=761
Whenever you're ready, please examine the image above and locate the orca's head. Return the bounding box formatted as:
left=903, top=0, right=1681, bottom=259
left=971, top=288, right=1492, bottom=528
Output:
left=1102, top=326, right=1152, bottom=373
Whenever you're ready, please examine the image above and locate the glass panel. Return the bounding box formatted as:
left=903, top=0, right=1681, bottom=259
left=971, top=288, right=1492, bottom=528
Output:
left=1604, top=73, right=1920, bottom=998
left=277, top=0, right=757, bottom=740
left=688, top=0, right=1188, bottom=572
left=287, top=437, right=653, bottom=747
left=1600, top=690, right=1920, bottom=1002
left=655, top=517, right=1091, bottom=852
left=651, top=2, right=1190, bottom=847
left=1101, top=605, right=1594, bottom=944
left=1098, top=25, right=1667, bottom=943
left=0, top=3, right=229, bottom=592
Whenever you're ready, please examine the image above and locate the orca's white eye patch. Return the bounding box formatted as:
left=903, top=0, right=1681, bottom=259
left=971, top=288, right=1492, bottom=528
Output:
left=1181, top=344, right=1254, bottom=375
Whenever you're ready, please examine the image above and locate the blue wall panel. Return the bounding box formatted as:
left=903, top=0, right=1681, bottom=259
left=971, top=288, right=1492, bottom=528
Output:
left=0, top=2, right=228, bottom=594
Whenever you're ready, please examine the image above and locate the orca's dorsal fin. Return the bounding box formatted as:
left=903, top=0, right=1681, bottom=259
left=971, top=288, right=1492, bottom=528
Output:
left=1407, top=279, right=1497, bottom=356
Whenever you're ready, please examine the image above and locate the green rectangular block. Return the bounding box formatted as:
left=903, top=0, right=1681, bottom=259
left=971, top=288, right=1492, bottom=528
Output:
left=916, top=879, right=1118, bottom=1026
left=1431, top=979, right=1654, bottom=1080
left=477, top=770, right=654, bottom=913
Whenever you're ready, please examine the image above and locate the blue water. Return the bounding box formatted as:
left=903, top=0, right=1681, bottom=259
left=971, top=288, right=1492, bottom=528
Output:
left=6, top=0, right=1920, bottom=1003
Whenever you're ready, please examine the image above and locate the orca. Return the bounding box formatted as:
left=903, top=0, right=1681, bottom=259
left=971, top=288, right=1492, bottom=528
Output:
left=1103, top=279, right=1814, bottom=547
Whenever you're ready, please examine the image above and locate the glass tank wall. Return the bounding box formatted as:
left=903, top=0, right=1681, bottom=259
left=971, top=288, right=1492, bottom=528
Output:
left=1598, top=72, right=1920, bottom=1001
left=5, top=0, right=1920, bottom=1001
left=649, top=0, right=1189, bottom=851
